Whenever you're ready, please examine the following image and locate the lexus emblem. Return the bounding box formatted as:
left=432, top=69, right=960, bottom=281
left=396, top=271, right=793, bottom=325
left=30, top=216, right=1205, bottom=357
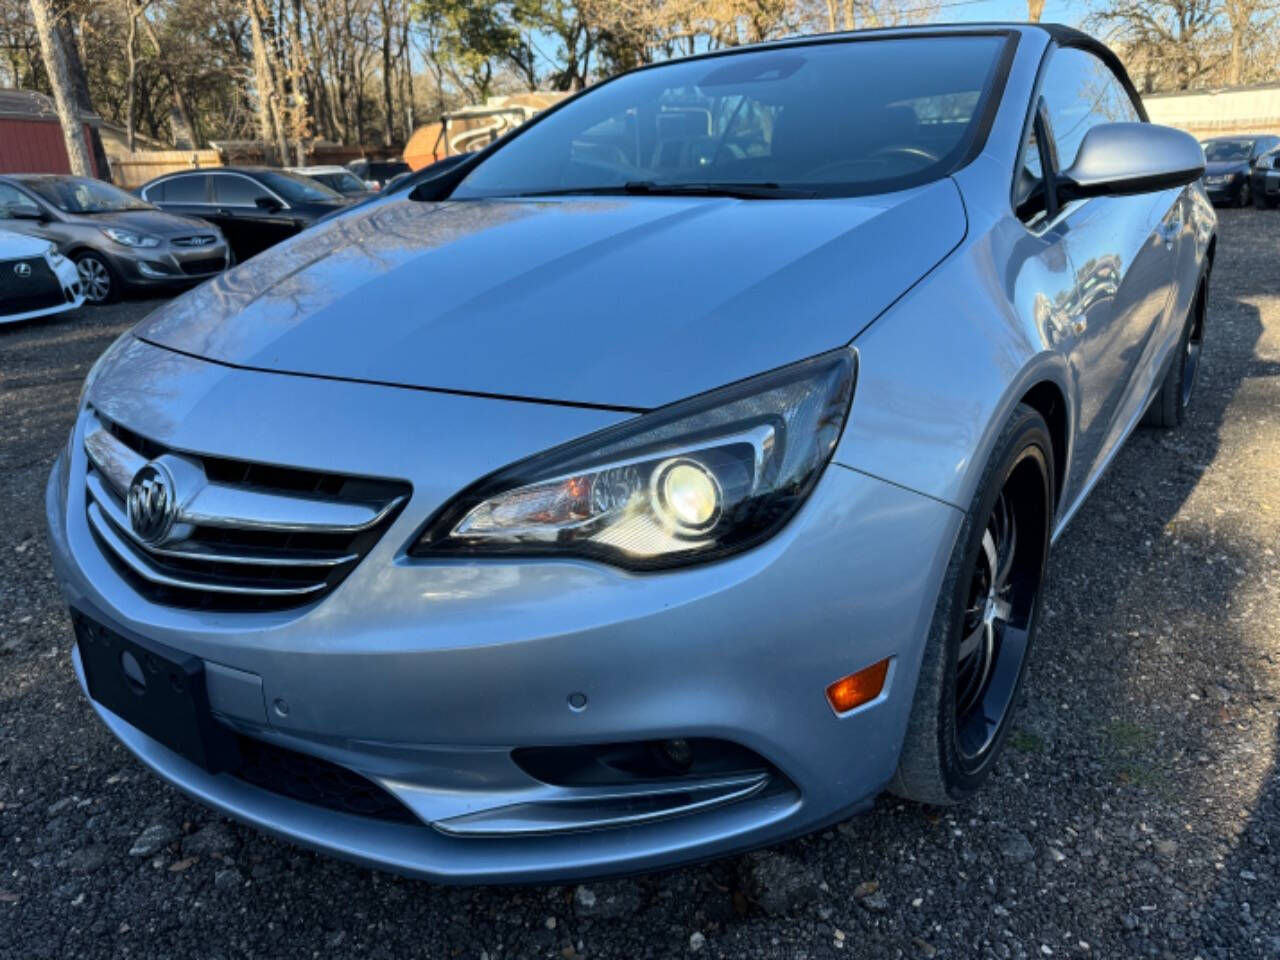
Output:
left=127, top=461, right=178, bottom=544
left=13, top=262, right=31, bottom=278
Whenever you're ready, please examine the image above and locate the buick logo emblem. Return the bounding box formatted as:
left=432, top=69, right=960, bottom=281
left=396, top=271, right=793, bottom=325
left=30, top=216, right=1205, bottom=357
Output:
left=127, top=461, right=178, bottom=544
left=13, top=262, right=31, bottom=278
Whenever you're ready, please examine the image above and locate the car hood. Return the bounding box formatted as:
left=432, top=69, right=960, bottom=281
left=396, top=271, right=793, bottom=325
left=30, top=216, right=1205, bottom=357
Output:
left=136, top=181, right=966, bottom=409
left=0, top=229, right=52, bottom=259
left=71, top=209, right=216, bottom=236
left=1204, top=159, right=1248, bottom=177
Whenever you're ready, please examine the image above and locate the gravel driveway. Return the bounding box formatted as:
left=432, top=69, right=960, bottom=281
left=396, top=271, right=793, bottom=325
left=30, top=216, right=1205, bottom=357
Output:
left=2, top=210, right=1279, bottom=960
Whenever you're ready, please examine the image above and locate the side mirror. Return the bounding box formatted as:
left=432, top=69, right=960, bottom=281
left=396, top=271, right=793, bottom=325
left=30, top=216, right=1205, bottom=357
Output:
left=1057, top=122, right=1205, bottom=201
left=254, top=195, right=282, bottom=212
left=7, top=205, right=46, bottom=221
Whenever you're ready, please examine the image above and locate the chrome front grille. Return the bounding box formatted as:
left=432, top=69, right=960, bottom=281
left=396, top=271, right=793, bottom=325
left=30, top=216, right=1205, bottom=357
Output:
left=171, top=235, right=218, bottom=247
left=82, top=411, right=409, bottom=611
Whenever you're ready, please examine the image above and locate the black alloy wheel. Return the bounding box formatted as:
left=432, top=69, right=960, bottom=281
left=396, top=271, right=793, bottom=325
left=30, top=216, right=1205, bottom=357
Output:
left=953, top=450, right=1047, bottom=769
left=892, top=404, right=1053, bottom=804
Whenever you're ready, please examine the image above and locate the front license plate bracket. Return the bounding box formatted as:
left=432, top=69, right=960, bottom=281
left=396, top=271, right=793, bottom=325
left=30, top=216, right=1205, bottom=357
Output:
left=73, top=608, right=240, bottom=774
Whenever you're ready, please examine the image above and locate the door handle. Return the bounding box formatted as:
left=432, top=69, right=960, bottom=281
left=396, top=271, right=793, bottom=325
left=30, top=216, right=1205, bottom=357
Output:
left=216, top=208, right=234, bottom=216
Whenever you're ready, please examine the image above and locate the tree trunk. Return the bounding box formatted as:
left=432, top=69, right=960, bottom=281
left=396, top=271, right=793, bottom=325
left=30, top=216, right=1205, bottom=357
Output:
left=397, top=18, right=414, bottom=139
left=56, top=16, right=112, bottom=180
left=262, top=0, right=291, bottom=163
left=1026, top=0, right=1046, bottom=22
left=378, top=0, right=394, bottom=148
left=28, top=0, right=93, bottom=176
left=137, top=9, right=197, bottom=147
left=288, top=0, right=309, bottom=165
left=124, top=0, right=140, bottom=152
left=246, top=0, right=286, bottom=163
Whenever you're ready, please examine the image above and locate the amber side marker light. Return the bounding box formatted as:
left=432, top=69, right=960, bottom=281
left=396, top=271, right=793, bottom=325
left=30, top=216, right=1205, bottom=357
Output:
left=826, top=658, right=891, bottom=714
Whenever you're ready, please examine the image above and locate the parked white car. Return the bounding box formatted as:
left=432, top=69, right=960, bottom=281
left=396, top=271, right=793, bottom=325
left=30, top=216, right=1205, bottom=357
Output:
left=0, top=230, right=83, bottom=324
left=285, top=165, right=374, bottom=198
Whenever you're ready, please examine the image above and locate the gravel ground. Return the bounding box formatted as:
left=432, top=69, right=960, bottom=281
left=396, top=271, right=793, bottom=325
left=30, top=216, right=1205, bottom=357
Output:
left=2, top=210, right=1279, bottom=960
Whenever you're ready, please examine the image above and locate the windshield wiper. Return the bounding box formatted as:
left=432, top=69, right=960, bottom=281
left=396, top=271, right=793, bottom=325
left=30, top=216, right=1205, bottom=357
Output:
left=513, top=181, right=813, bottom=200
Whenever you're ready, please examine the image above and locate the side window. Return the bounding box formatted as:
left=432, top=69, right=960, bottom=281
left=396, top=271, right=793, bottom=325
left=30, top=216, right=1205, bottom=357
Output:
left=211, top=175, right=265, bottom=206
left=162, top=175, right=208, bottom=203
left=142, top=180, right=165, bottom=202
left=0, top=182, right=41, bottom=218
left=1039, top=47, right=1140, bottom=171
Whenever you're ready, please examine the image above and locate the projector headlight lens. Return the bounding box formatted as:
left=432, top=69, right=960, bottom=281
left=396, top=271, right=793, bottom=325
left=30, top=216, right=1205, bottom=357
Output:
left=412, top=348, right=857, bottom=570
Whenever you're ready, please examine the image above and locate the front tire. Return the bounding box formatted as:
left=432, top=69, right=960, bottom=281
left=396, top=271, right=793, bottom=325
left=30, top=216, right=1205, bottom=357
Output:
left=1237, top=180, right=1252, bottom=208
left=74, top=251, right=120, bottom=304
left=891, top=404, right=1053, bottom=805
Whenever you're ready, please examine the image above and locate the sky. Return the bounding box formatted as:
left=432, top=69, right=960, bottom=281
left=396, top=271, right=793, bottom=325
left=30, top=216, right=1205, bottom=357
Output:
left=933, top=0, right=1090, bottom=27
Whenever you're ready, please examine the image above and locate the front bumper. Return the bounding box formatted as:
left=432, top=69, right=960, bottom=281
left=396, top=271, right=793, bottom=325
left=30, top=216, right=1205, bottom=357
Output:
left=0, top=254, right=82, bottom=323
left=46, top=338, right=961, bottom=882
left=104, top=240, right=231, bottom=289
left=1202, top=180, right=1239, bottom=203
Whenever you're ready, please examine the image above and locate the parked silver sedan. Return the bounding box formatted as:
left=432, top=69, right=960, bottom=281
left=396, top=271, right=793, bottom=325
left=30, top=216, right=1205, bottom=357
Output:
left=0, top=175, right=230, bottom=304
left=47, top=24, right=1214, bottom=883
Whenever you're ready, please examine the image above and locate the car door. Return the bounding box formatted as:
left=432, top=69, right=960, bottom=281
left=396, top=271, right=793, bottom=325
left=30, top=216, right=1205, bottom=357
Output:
left=144, top=173, right=213, bottom=225
left=1036, top=45, right=1182, bottom=505
left=208, top=173, right=294, bottom=261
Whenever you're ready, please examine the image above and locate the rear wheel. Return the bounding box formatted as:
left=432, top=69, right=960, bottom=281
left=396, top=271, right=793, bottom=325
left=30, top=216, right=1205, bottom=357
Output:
left=1142, top=278, right=1206, bottom=429
left=891, top=404, right=1053, bottom=805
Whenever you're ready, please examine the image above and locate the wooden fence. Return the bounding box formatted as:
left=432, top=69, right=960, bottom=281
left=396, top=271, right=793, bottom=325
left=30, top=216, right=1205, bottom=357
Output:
left=107, top=149, right=223, bottom=189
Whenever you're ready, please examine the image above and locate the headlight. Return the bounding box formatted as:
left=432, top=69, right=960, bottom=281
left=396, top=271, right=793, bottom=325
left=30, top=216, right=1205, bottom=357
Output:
left=102, top=227, right=159, bottom=248
left=412, top=348, right=857, bottom=570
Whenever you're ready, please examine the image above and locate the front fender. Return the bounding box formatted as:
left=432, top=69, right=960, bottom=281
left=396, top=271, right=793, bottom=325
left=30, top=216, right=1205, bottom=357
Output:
left=833, top=213, right=1075, bottom=524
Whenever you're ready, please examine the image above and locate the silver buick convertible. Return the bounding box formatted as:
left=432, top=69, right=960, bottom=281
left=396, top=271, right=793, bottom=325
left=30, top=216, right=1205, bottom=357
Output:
left=48, top=23, right=1214, bottom=882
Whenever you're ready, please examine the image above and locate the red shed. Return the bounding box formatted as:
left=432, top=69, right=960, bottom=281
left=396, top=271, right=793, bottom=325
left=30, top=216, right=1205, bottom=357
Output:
left=0, top=88, right=100, bottom=177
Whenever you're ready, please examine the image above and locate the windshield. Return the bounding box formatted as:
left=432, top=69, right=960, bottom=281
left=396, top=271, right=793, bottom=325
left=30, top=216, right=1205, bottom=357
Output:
left=257, top=170, right=344, bottom=203
left=311, top=171, right=369, bottom=195
left=1203, top=140, right=1253, bottom=162
left=24, top=177, right=153, bottom=213
left=452, top=36, right=1006, bottom=200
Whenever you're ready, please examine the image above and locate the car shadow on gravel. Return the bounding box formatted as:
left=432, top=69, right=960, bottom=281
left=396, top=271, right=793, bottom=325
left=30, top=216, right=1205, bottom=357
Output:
left=962, top=267, right=1277, bottom=955
left=695, top=273, right=1279, bottom=957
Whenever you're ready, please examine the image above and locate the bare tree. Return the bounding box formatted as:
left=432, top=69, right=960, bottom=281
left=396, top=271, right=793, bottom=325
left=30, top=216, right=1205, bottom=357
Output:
left=245, top=0, right=288, bottom=160
left=28, top=0, right=93, bottom=175
left=135, top=5, right=197, bottom=146
left=1027, top=0, right=1045, bottom=22
left=287, top=0, right=310, bottom=163
left=1091, top=0, right=1222, bottom=92
left=121, top=0, right=147, bottom=151
left=1219, top=0, right=1277, bottom=85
